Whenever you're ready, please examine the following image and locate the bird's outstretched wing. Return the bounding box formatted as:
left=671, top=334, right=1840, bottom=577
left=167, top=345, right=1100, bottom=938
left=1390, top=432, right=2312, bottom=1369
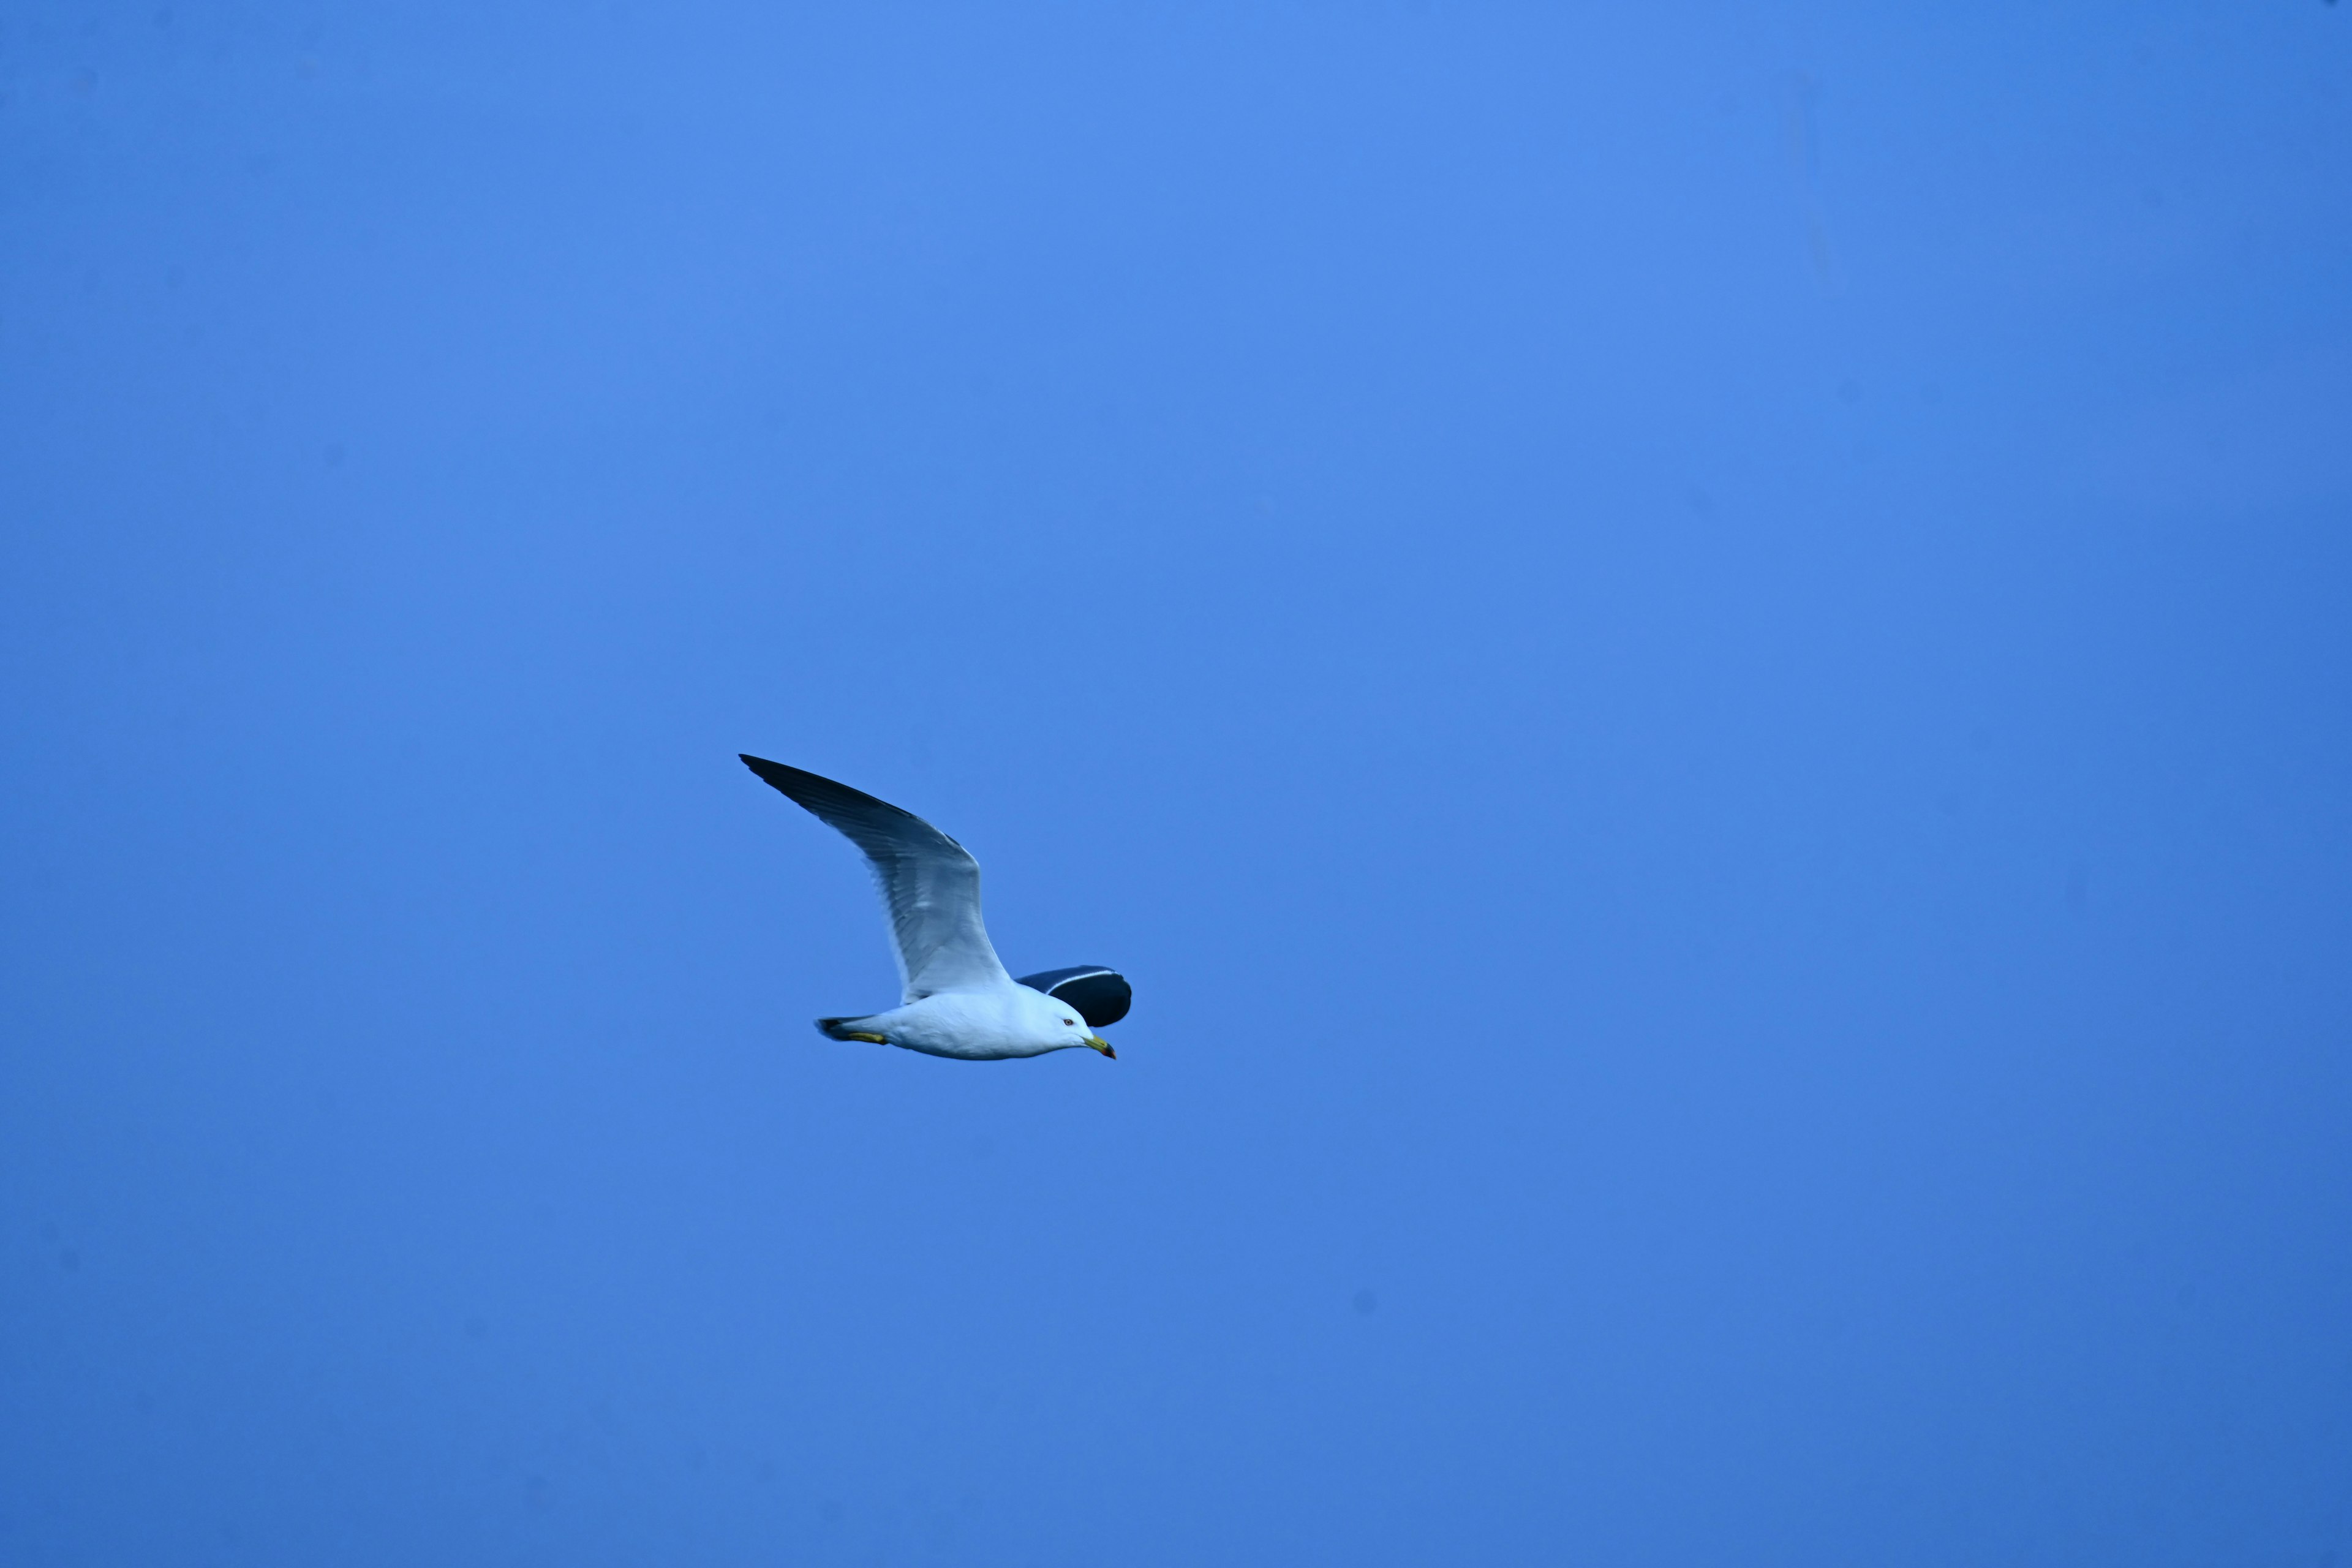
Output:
left=739, top=755, right=1010, bottom=1000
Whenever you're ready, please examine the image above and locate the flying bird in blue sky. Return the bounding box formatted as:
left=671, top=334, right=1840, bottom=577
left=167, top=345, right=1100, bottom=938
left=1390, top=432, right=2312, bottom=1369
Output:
left=741, top=755, right=1129, bottom=1061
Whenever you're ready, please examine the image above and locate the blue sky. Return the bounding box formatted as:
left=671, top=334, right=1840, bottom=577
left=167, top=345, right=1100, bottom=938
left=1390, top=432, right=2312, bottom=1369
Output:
left=4, top=4, right=2350, bottom=1564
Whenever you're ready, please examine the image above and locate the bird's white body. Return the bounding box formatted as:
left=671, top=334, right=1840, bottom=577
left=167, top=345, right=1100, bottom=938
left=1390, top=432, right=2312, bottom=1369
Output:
left=832, top=982, right=1103, bottom=1061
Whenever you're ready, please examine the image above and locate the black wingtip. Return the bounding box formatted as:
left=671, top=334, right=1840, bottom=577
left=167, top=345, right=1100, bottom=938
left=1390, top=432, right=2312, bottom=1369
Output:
left=1015, top=966, right=1133, bottom=1028
left=737, top=754, right=965, bottom=868
left=739, top=753, right=825, bottom=797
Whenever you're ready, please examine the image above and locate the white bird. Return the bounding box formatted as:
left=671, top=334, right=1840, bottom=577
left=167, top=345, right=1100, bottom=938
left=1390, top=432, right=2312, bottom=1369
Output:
left=740, top=755, right=1119, bottom=1062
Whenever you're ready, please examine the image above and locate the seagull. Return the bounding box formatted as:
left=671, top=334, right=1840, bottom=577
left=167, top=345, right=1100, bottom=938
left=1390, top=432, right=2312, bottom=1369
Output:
left=740, top=755, right=1121, bottom=1061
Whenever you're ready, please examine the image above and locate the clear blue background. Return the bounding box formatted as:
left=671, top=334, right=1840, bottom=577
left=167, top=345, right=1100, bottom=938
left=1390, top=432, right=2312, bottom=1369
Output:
left=5, top=4, right=2350, bottom=1563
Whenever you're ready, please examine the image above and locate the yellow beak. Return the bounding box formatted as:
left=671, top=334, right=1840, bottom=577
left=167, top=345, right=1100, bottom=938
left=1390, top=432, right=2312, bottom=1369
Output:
left=1084, top=1036, right=1117, bottom=1059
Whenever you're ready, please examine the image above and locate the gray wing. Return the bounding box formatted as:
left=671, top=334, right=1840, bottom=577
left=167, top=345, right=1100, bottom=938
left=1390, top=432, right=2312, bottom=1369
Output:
left=740, top=755, right=1010, bottom=1000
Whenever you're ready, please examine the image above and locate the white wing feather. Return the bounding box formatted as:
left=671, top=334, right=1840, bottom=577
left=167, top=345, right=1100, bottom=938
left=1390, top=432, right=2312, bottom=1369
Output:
left=741, top=756, right=1010, bottom=1000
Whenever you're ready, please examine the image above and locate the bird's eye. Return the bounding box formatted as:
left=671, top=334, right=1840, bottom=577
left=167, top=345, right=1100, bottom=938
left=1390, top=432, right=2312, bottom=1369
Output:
left=1063, top=1018, right=1076, bottom=1026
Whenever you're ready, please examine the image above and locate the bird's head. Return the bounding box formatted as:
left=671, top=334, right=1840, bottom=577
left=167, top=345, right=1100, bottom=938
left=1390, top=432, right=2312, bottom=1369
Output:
left=1026, top=988, right=1115, bottom=1058
left=1064, top=1012, right=1117, bottom=1060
